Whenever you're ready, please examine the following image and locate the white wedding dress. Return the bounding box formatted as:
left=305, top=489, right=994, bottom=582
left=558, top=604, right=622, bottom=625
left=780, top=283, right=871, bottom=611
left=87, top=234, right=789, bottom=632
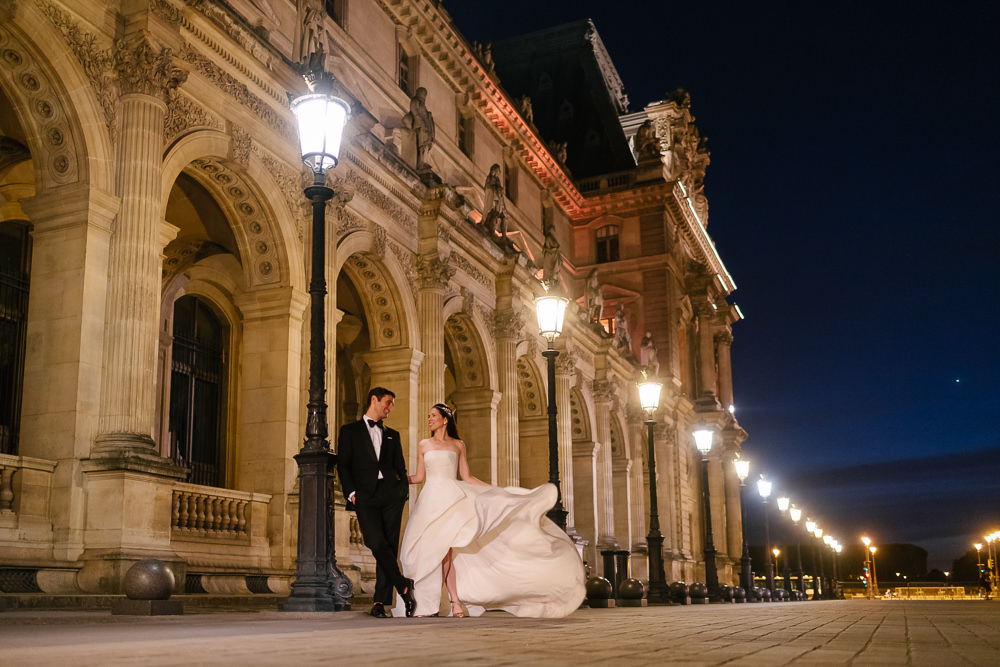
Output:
left=393, top=449, right=585, bottom=618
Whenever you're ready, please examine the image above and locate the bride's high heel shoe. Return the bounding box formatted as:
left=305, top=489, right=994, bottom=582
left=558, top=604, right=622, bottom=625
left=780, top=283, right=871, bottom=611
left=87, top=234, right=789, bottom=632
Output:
left=450, top=600, right=466, bottom=618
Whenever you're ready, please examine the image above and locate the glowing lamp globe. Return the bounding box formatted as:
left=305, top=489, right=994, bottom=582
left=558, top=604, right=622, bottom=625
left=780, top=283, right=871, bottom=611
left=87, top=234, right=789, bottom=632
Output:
left=776, top=497, right=790, bottom=512
left=637, top=380, right=662, bottom=413
left=734, top=458, right=750, bottom=482
left=756, top=477, right=772, bottom=499
left=290, top=92, right=350, bottom=174
left=693, top=429, right=714, bottom=455
left=535, top=294, right=568, bottom=341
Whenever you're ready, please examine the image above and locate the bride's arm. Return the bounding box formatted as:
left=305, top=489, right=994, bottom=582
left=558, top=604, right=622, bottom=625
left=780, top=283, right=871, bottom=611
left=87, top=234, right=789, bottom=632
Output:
left=407, top=441, right=427, bottom=484
left=456, top=440, right=489, bottom=486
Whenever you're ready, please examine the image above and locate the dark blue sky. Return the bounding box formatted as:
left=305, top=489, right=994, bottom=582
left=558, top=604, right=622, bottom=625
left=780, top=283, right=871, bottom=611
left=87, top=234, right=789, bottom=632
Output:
left=446, top=0, right=1000, bottom=570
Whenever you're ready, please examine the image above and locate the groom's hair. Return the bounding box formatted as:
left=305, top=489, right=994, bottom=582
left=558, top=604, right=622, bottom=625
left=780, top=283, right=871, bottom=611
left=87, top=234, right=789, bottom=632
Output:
left=367, top=387, right=395, bottom=405
left=432, top=403, right=461, bottom=440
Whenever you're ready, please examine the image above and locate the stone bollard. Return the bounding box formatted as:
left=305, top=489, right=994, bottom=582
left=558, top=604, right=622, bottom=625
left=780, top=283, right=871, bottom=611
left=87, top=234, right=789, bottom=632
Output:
left=111, top=559, right=184, bottom=615
left=719, top=584, right=734, bottom=603
left=689, top=581, right=709, bottom=604
left=586, top=576, right=615, bottom=608
left=669, top=581, right=690, bottom=605
left=600, top=550, right=618, bottom=598
left=734, top=586, right=747, bottom=603
left=617, top=578, right=646, bottom=607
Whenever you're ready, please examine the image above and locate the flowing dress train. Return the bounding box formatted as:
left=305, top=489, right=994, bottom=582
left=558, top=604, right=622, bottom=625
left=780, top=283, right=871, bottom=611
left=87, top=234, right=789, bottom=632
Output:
left=394, top=450, right=585, bottom=617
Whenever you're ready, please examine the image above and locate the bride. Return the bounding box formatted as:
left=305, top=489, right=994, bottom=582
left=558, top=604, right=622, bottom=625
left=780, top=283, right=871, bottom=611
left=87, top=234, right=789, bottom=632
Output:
left=394, top=403, right=585, bottom=618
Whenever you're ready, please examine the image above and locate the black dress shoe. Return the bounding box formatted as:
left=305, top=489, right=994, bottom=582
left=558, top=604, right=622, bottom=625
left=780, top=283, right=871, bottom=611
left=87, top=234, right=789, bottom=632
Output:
left=370, top=603, right=387, bottom=618
left=400, top=579, right=416, bottom=618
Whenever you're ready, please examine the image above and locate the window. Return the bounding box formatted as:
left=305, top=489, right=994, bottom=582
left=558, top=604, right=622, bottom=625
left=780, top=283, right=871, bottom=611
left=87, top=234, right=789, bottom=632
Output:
left=596, top=224, right=620, bottom=263
left=396, top=42, right=418, bottom=96
left=169, top=295, right=227, bottom=487
left=504, top=161, right=517, bottom=203
left=397, top=46, right=410, bottom=94
left=457, top=113, right=474, bottom=158
left=324, top=0, right=346, bottom=27
left=0, top=222, right=30, bottom=455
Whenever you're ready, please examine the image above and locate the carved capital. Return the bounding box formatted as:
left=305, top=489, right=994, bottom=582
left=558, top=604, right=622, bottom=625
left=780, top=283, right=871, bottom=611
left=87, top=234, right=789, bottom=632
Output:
left=113, top=38, right=182, bottom=99
left=555, top=351, right=577, bottom=376
left=715, top=330, right=733, bottom=347
left=592, top=378, right=621, bottom=405
left=494, top=309, right=524, bottom=340
left=0, top=0, right=18, bottom=22
left=414, top=254, right=455, bottom=290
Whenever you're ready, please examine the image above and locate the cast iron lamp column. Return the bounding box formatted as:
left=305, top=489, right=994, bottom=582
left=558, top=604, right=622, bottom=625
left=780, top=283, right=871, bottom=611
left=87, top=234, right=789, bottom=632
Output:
left=806, top=520, right=820, bottom=600
left=638, top=378, right=668, bottom=602
left=282, top=74, right=352, bottom=611
left=535, top=292, right=569, bottom=530
left=777, top=496, right=793, bottom=595
left=869, top=544, right=879, bottom=598
left=757, top=477, right=775, bottom=595
left=862, top=536, right=873, bottom=599
left=813, top=527, right=827, bottom=599
left=823, top=535, right=835, bottom=599
left=790, top=506, right=804, bottom=594
left=833, top=542, right=842, bottom=598
left=694, top=428, right=720, bottom=601
left=734, top=458, right=754, bottom=600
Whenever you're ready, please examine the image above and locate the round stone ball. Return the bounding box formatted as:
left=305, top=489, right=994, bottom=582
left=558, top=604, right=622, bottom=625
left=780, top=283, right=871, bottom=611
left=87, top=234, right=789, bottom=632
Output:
left=774, top=588, right=788, bottom=601
left=758, top=587, right=772, bottom=602
left=585, top=576, right=613, bottom=600
left=689, top=581, right=707, bottom=598
left=734, top=586, right=746, bottom=601
left=719, top=584, right=733, bottom=602
left=619, top=578, right=645, bottom=600
left=669, top=580, right=689, bottom=601
left=123, top=559, right=175, bottom=600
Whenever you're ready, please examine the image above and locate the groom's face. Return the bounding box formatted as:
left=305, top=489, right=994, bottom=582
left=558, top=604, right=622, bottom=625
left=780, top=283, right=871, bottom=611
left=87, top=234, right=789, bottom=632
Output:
left=370, top=394, right=395, bottom=421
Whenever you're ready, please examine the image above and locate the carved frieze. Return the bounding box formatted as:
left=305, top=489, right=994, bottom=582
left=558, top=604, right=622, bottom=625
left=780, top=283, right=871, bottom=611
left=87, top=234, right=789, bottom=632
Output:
left=164, top=89, right=222, bottom=144
left=229, top=123, right=251, bottom=168
left=179, top=42, right=293, bottom=143
left=389, top=240, right=416, bottom=294
left=372, top=222, right=387, bottom=257
left=255, top=149, right=305, bottom=238
left=150, top=0, right=182, bottom=25
left=345, top=168, right=414, bottom=234
left=477, top=304, right=495, bottom=341
left=450, top=253, right=493, bottom=293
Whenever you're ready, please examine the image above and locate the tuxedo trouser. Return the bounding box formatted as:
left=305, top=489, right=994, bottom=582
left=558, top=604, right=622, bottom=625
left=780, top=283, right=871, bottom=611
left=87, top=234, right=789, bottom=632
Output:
left=355, top=481, right=407, bottom=605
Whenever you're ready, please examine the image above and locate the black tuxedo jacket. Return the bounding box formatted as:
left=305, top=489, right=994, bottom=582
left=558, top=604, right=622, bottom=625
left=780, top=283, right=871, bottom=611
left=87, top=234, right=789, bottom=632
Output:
left=337, top=418, right=408, bottom=510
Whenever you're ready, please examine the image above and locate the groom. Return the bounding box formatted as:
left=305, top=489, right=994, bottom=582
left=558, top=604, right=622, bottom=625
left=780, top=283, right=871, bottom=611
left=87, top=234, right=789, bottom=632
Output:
left=337, top=387, right=415, bottom=618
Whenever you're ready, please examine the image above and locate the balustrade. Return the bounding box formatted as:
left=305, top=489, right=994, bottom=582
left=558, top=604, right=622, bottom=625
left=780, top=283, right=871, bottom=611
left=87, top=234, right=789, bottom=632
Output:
left=171, top=483, right=268, bottom=541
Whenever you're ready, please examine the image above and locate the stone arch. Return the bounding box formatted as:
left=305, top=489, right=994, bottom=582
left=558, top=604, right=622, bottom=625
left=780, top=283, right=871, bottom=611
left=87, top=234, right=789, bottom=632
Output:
left=340, top=253, right=411, bottom=351
left=570, top=387, right=593, bottom=442
left=0, top=12, right=114, bottom=194
left=444, top=312, right=497, bottom=481
left=515, top=356, right=545, bottom=418
left=444, top=312, right=490, bottom=391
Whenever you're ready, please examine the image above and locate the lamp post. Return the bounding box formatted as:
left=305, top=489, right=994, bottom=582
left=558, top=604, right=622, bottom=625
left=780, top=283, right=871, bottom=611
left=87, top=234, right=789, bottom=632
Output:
left=822, top=535, right=834, bottom=599
left=777, top=496, right=793, bottom=595
left=806, top=520, right=820, bottom=600
left=790, top=506, right=804, bottom=594
left=282, top=73, right=352, bottom=612
left=535, top=292, right=569, bottom=530
left=869, top=545, right=879, bottom=598
left=772, top=547, right=781, bottom=596
left=734, top=458, right=754, bottom=601
left=813, top=527, right=827, bottom=599
left=694, top=428, right=720, bottom=601
left=638, top=378, right=668, bottom=603
left=862, top=536, right=872, bottom=600
left=757, top=477, right=775, bottom=595
left=834, top=542, right=842, bottom=599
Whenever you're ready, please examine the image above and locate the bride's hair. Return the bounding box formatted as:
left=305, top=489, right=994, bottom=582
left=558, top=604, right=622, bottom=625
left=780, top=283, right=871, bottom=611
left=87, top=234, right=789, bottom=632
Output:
left=432, top=403, right=461, bottom=440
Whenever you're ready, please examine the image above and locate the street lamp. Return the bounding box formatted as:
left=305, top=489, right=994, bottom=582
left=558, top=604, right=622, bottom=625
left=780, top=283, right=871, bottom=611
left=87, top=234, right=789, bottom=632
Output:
left=638, top=377, right=667, bottom=603
left=777, top=497, right=792, bottom=595
left=772, top=547, right=781, bottom=594
left=734, top=458, right=754, bottom=601
left=757, top=476, right=775, bottom=595
left=869, top=545, right=879, bottom=598
left=822, top=535, right=834, bottom=599
left=694, top=427, right=720, bottom=601
left=833, top=542, right=842, bottom=599
left=282, top=73, right=352, bottom=612
left=862, top=536, right=873, bottom=600
left=535, top=292, right=569, bottom=530
left=789, top=506, right=804, bottom=594
left=813, top=527, right=829, bottom=599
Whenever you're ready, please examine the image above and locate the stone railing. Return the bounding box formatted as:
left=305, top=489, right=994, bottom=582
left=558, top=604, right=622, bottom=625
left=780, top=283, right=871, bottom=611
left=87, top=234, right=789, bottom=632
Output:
left=0, top=453, right=57, bottom=529
left=577, top=170, right=636, bottom=195
left=171, top=483, right=271, bottom=543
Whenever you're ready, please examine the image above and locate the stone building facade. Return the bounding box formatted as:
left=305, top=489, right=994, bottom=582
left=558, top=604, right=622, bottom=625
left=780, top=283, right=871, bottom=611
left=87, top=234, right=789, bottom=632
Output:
left=0, top=0, right=746, bottom=598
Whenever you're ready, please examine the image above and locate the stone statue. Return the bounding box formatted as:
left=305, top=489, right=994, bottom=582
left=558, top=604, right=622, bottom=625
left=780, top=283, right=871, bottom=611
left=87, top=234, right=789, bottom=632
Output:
left=542, top=227, right=561, bottom=290
left=640, top=331, right=659, bottom=377
left=586, top=268, right=604, bottom=322
left=518, top=95, right=534, bottom=124
left=299, top=0, right=324, bottom=63
left=635, top=120, right=660, bottom=161
left=613, top=303, right=631, bottom=353
left=482, top=164, right=506, bottom=237
left=548, top=141, right=568, bottom=164
left=402, top=87, right=435, bottom=168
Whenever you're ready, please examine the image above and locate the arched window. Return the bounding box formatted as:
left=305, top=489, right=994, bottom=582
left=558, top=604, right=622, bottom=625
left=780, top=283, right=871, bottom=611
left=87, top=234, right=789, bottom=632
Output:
left=169, top=295, right=227, bottom=487
left=596, top=224, right=619, bottom=263
left=0, top=222, right=30, bottom=455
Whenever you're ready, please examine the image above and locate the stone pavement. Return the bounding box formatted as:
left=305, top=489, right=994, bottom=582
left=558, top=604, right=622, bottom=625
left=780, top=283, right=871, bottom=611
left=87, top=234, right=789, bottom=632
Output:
left=2, top=600, right=998, bottom=666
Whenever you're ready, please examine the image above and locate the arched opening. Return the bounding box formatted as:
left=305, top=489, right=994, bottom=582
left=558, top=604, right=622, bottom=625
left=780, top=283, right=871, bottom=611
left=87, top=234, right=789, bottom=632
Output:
left=444, top=313, right=495, bottom=482
left=515, top=355, right=547, bottom=488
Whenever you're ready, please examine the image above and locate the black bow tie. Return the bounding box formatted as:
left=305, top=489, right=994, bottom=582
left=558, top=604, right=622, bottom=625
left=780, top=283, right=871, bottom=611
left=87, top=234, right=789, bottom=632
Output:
left=366, top=418, right=383, bottom=430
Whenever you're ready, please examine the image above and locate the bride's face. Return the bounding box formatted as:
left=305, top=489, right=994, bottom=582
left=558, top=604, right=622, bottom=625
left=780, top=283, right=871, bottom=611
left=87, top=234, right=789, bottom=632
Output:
left=427, top=408, right=446, bottom=433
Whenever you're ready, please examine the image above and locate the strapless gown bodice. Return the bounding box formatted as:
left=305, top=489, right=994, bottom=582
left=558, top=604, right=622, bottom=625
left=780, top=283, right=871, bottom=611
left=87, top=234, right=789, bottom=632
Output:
left=395, top=449, right=584, bottom=618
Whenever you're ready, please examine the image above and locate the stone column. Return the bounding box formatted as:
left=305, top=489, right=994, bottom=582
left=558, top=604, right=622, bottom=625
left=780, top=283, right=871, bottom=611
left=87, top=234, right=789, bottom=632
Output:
left=415, top=254, right=454, bottom=436
left=721, top=434, right=744, bottom=584
left=626, top=408, right=648, bottom=579
left=716, top=331, right=734, bottom=411
left=364, top=347, right=424, bottom=464
left=693, top=300, right=719, bottom=409
left=450, top=387, right=500, bottom=482
left=592, top=379, right=617, bottom=548
left=95, top=39, right=184, bottom=455
left=555, top=351, right=576, bottom=531
left=494, top=309, right=523, bottom=486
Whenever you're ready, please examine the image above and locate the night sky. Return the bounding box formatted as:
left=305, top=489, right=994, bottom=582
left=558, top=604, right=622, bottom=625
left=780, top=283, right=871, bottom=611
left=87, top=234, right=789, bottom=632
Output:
left=446, top=0, right=1000, bottom=570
